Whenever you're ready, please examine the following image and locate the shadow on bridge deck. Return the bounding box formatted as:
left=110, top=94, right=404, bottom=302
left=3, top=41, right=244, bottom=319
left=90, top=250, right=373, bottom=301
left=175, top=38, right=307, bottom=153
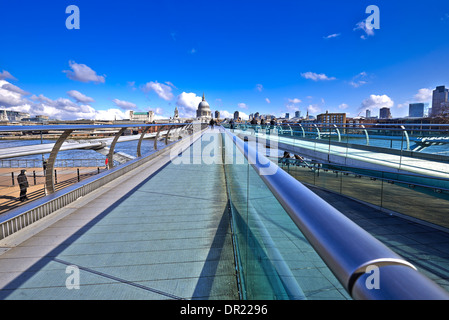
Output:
left=0, top=129, right=238, bottom=300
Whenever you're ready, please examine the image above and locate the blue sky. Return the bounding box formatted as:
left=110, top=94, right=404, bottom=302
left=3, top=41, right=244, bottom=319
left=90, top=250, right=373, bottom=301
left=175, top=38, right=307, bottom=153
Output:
left=1, top=0, right=449, bottom=120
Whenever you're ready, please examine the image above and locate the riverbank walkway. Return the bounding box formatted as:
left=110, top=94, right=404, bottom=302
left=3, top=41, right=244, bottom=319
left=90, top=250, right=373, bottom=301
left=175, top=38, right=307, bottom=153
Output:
left=0, top=167, right=102, bottom=215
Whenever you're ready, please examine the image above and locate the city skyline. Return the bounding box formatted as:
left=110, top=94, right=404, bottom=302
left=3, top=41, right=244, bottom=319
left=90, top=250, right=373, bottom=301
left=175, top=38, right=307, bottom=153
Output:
left=1, top=1, right=449, bottom=121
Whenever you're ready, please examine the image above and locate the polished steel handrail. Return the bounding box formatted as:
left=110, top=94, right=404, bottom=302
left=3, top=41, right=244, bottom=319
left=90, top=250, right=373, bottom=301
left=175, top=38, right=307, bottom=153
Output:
left=223, top=127, right=449, bottom=300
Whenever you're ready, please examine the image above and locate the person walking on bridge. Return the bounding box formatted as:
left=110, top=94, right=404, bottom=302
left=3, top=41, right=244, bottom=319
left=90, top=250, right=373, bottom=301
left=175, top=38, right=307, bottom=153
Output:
left=17, top=169, right=29, bottom=202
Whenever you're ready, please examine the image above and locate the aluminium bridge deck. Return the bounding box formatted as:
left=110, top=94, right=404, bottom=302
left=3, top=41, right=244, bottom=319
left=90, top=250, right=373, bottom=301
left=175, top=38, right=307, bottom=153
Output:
left=0, top=129, right=238, bottom=299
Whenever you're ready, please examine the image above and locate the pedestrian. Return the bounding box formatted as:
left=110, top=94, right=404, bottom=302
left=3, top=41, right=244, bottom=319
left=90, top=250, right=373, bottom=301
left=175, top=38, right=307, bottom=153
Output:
left=17, top=169, right=29, bottom=202
left=42, top=159, right=47, bottom=176
left=105, top=157, right=109, bottom=169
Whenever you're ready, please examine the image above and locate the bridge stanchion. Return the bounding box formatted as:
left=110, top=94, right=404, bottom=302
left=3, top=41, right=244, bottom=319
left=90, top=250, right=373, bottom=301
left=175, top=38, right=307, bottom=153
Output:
left=400, top=125, right=410, bottom=151
left=107, top=127, right=127, bottom=170
left=11, top=172, right=14, bottom=186
left=45, top=129, right=73, bottom=195
left=154, top=124, right=165, bottom=150
left=137, top=126, right=150, bottom=157
left=165, top=125, right=175, bottom=145
left=361, top=125, right=369, bottom=146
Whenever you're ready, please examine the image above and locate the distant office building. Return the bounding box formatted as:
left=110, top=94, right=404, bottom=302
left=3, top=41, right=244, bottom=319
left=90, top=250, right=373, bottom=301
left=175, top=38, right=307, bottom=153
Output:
left=0, top=110, right=8, bottom=121
left=441, top=102, right=449, bottom=116
left=0, top=110, right=30, bottom=122
left=431, top=85, right=449, bottom=117
left=129, top=110, right=155, bottom=122
left=285, top=113, right=289, bottom=119
left=409, top=103, right=425, bottom=118
left=379, top=107, right=392, bottom=119
left=316, top=111, right=346, bottom=124
left=295, top=111, right=300, bottom=118
left=234, top=111, right=239, bottom=120
left=366, top=109, right=371, bottom=118
left=215, top=110, right=220, bottom=119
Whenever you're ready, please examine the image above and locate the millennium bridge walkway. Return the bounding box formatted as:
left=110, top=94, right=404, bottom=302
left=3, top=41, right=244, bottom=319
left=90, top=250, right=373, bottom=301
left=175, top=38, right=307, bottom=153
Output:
left=0, top=123, right=449, bottom=300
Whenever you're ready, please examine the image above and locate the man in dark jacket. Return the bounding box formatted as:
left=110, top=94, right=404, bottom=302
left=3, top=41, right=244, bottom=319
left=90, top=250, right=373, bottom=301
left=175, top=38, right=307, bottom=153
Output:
left=17, top=169, right=29, bottom=202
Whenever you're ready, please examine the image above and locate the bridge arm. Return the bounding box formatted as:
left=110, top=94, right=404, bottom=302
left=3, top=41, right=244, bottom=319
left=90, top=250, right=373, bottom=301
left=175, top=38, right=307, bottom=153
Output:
left=137, top=127, right=150, bottom=157
left=45, top=129, right=74, bottom=194
left=107, top=128, right=127, bottom=169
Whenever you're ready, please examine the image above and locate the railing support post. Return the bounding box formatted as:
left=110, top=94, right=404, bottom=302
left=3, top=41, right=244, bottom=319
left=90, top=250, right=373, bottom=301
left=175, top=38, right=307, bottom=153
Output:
left=333, top=124, right=341, bottom=142
left=45, top=129, right=73, bottom=195
left=154, top=125, right=165, bottom=150
left=137, top=127, right=150, bottom=157
left=313, top=124, right=321, bottom=139
left=401, top=125, right=410, bottom=151
left=362, top=125, right=369, bottom=146
left=108, top=128, right=127, bottom=169
left=165, top=125, right=175, bottom=145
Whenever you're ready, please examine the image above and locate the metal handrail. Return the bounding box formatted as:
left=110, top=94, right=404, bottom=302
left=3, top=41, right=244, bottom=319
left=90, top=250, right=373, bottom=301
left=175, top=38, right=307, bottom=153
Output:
left=0, top=122, right=193, bottom=133
left=223, top=127, right=449, bottom=300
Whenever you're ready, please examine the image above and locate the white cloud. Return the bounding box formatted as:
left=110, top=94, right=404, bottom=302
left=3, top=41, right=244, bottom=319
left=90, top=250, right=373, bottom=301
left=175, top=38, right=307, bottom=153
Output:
left=239, top=111, right=249, bottom=120
left=288, top=98, right=301, bottom=104
left=265, top=98, right=271, bottom=104
left=349, top=72, right=369, bottom=88
left=95, top=109, right=129, bottom=121
left=361, top=94, right=394, bottom=112
left=63, top=61, right=105, bottom=84
left=0, top=70, right=17, bottom=81
left=142, top=81, right=174, bottom=101
left=219, top=110, right=233, bottom=119
left=176, top=92, right=202, bottom=117
left=151, top=107, right=164, bottom=115
left=323, top=33, right=341, bottom=39
left=21, top=94, right=98, bottom=120
left=0, top=80, right=129, bottom=121
left=1, top=81, right=30, bottom=96
left=354, top=21, right=375, bottom=39
left=67, top=90, right=95, bottom=103
left=238, top=103, right=248, bottom=109
left=0, top=80, right=29, bottom=107
left=338, top=103, right=349, bottom=110
left=414, top=88, right=432, bottom=102
left=307, top=104, right=321, bottom=114
left=256, top=84, right=263, bottom=92
left=301, top=72, right=336, bottom=81
left=112, top=98, right=137, bottom=110
left=165, top=81, right=177, bottom=89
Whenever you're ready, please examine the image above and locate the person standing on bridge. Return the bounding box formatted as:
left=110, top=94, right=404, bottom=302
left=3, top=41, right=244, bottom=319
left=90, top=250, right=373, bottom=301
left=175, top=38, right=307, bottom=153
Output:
left=17, top=169, right=29, bottom=202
